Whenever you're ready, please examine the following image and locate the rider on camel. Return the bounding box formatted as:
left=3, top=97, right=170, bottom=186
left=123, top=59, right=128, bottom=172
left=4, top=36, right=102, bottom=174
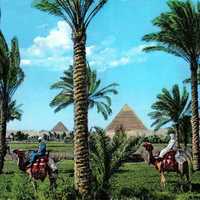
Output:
left=159, top=133, right=176, bottom=158
left=28, top=137, right=46, bottom=167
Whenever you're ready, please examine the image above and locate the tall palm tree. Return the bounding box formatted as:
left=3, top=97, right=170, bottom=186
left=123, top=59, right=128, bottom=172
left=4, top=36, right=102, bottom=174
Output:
left=32, top=0, right=108, bottom=196
left=0, top=32, right=24, bottom=173
left=142, top=0, right=200, bottom=170
left=149, top=85, right=191, bottom=148
left=50, top=64, right=118, bottom=120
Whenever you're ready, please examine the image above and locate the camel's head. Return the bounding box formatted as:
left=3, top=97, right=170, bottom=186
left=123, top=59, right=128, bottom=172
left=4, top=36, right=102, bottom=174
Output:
left=143, top=142, right=154, bottom=152
left=13, top=149, right=25, bottom=158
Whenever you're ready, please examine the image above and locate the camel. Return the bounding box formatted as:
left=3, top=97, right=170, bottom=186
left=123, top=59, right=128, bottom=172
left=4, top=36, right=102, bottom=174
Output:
left=13, top=149, right=58, bottom=191
left=143, top=142, right=192, bottom=188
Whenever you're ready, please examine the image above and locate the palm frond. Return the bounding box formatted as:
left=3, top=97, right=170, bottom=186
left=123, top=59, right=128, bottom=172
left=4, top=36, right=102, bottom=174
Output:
left=50, top=62, right=118, bottom=119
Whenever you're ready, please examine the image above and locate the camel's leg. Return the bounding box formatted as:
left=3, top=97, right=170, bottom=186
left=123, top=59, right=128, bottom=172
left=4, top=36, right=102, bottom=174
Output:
left=184, top=162, right=192, bottom=191
left=160, top=172, right=166, bottom=189
left=48, top=169, right=58, bottom=192
left=31, top=180, right=37, bottom=193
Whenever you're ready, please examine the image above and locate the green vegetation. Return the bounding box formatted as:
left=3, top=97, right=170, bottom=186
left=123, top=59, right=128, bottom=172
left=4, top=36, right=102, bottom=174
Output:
left=1, top=160, right=200, bottom=200
left=10, top=142, right=74, bottom=154
left=90, top=128, right=142, bottom=199
left=7, top=100, right=23, bottom=122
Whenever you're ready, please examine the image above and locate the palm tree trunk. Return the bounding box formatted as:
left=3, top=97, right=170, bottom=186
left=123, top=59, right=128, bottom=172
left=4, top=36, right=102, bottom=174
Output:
left=72, top=30, right=91, bottom=197
left=175, top=124, right=180, bottom=149
left=0, top=101, right=7, bottom=174
left=191, top=61, right=200, bottom=170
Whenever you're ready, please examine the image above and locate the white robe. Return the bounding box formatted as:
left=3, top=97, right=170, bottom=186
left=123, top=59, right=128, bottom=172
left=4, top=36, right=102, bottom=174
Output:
left=159, top=137, right=176, bottom=158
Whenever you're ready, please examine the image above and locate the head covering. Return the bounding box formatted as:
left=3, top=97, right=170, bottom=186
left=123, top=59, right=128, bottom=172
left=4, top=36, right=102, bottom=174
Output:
left=169, top=133, right=176, bottom=140
left=38, top=136, right=43, bottom=142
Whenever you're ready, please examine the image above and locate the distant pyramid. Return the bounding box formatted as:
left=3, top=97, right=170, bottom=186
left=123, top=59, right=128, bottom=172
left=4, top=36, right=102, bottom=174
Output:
left=51, top=122, right=69, bottom=134
left=106, top=104, right=147, bottom=137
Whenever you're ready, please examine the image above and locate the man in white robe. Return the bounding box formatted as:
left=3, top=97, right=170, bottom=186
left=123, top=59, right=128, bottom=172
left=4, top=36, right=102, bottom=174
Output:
left=159, top=133, right=176, bottom=158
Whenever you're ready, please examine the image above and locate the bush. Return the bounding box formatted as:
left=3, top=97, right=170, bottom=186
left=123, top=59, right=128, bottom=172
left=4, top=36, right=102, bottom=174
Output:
left=112, top=187, right=175, bottom=200
left=176, top=193, right=200, bottom=200
left=114, top=187, right=154, bottom=200
left=12, top=174, right=36, bottom=200
left=144, top=135, right=162, bottom=144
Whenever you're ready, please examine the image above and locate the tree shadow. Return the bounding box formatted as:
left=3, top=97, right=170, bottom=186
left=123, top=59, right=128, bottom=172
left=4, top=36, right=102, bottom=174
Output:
left=115, top=169, right=130, bottom=174
left=3, top=171, right=15, bottom=175
left=191, top=183, right=200, bottom=192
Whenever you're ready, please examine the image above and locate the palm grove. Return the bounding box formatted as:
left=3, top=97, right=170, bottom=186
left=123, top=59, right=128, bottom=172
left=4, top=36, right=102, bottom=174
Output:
left=0, top=0, right=199, bottom=199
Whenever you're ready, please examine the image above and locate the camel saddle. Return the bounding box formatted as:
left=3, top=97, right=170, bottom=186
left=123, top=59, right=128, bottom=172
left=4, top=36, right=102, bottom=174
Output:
left=30, top=156, right=49, bottom=179
left=157, top=150, right=187, bottom=170
left=161, top=150, right=177, bottom=170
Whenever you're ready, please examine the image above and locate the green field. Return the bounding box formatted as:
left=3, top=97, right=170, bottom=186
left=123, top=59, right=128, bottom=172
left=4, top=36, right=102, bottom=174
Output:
left=1, top=159, right=200, bottom=200
left=10, top=142, right=74, bottom=154
left=2, top=142, right=199, bottom=199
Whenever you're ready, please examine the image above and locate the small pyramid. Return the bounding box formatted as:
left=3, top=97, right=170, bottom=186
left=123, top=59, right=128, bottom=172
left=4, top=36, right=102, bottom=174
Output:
left=106, top=104, right=146, bottom=133
left=51, top=122, right=69, bottom=133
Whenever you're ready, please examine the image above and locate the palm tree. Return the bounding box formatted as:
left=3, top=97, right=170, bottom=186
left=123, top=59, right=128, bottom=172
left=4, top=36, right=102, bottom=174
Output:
left=149, top=85, right=191, bottom=148
left=32, top=0, right=108, bottom=196
left=50, top=64, right=118, bottom=120
left=184, top=67, right=200, bottom=85
left=89, top=127, right=142, bottom=199
left=179, top=115, right=192, bottom=149
left=0, top=32, right=24, bottom=173
left=7, top=100, right=23, bottom=122
left=0, top=100, right=22, bottom=123
left=142, top=0, right=200, bottom=170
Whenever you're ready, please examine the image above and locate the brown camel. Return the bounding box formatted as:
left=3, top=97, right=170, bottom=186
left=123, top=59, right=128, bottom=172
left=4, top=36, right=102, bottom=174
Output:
left=13, top=149, right=57, bottom=191
left=143, top=142, right=191, bottom=188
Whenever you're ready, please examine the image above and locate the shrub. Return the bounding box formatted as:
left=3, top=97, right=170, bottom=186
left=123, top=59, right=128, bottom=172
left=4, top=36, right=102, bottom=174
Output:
left=176, top=193, right=200, bottom=200
left=90, top=127, right=142, bottom=198
left=144, top=135, right=162, bottom=144
left=12, top=173, right=36, bottom=200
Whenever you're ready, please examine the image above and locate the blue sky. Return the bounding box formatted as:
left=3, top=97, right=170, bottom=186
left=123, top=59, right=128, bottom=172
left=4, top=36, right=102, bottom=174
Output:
left=1, top=0, right=193, bottom=131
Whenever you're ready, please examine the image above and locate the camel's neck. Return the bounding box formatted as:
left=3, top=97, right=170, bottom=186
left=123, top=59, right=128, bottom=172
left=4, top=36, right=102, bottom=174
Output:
left=17, top=157, right=26, bottom=171
left=147, top=150, right=156, bottom=165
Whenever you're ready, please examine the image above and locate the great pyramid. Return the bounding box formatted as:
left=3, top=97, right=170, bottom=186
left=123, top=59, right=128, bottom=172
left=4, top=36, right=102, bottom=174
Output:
left=106, top=104, right=147, bottom=137
left=51, top=122, right=69, bottom=134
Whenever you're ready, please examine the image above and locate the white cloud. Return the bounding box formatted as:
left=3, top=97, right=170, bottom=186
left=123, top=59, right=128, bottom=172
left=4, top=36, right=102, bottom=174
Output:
left=21, top=59, right=31, bottom=66
left=21, top=20, right=148, bottom=72
left=21, top=21, right=72, bottom=70
left=86, top=44, right=148, bottom=72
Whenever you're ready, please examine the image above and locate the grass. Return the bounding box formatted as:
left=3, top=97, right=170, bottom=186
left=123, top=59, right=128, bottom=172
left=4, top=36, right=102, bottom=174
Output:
left=2, top=142, right=199, bottom=199
left=10, top=142, right=73, bottom=154
left=1, top=159, right=200, bottom=200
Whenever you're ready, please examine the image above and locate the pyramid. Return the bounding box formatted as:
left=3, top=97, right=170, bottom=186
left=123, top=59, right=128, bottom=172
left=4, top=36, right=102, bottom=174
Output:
left=106, top=104, right=147, bottom=137
left=51, top=122, right=69, bottom=134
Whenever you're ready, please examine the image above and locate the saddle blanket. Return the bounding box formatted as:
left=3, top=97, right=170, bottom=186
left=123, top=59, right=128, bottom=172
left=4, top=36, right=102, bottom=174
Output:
left=31, top=157, right=49, bottom=174
left=175, top=150, right=191, bottom=164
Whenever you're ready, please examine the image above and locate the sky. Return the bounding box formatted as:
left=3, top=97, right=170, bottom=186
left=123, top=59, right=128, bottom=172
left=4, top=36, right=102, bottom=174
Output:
left=1, top=0, right=193, bottom=131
